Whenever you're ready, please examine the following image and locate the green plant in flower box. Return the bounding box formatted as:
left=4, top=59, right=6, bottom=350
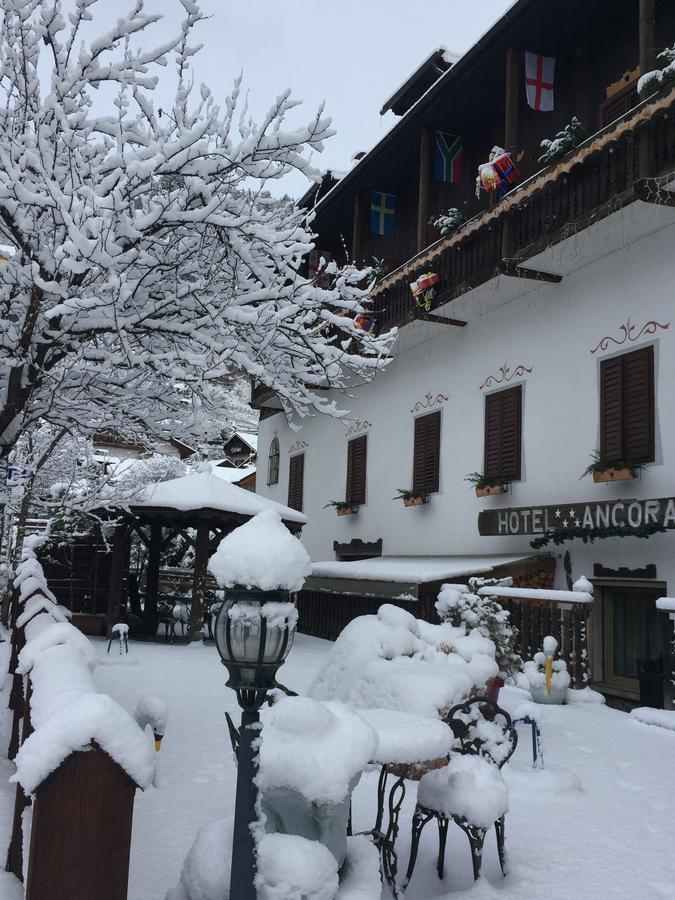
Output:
left=580, top=451, right=643, bottom=481
left=465, top=472, right=509, bottom=495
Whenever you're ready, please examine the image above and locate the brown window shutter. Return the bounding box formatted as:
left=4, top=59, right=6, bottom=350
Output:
left=412, top=412, right=441, bottom=494
left=623, top=345, right=654, bottom=462
left=484, top=386, right=522, bottom=480
left=600, top=356, right=624, bottom=460
left=346, top=436, right=367, bottom=505
left=288, top=453, right=304, bottom=511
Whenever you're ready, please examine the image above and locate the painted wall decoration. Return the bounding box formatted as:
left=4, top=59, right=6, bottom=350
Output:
left=479, top=363, right=533, bottom=390
left=410, top=391, right=449, bottom=415
left=288, top=440, right=309, bottom=454
left=344, top=420, right=373, bottom=438
left=590, top=318, right=669, bottom=354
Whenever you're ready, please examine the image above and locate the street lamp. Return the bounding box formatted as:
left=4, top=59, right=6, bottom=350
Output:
left=214, top=587, right=298, bottom=900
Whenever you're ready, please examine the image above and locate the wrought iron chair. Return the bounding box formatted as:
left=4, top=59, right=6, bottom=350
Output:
left=402, top=697, right=518, bottom=890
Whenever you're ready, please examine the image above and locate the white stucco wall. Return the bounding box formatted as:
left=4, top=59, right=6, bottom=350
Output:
left=257, top=205, right=675, bottom=591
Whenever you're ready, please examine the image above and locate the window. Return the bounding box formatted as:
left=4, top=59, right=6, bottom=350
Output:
left=345, top=436, right=367, bottom=505
left=412, top=411, right=441, bottom=495
left=267, top=437, right=280, bottom=486
left=288, top=453, right=304, bottom=511
left=484, top=386, right=522, bottom=480
left=600, top=346, right=654, bottom=463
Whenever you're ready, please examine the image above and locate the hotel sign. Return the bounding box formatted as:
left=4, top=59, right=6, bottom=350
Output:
left=478, top=497, right=675, bottom=536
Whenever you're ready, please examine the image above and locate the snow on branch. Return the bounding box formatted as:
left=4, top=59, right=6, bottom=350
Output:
left=0, top=0, right=395, bottom=460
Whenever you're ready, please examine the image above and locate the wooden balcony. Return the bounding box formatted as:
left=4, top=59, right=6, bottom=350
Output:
left=370, top=86, right=675, bottom=331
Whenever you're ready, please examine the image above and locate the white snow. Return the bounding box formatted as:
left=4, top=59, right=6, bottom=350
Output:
left=135, top=696, right=169, bottom=735
left=310, top=555, right=535, bottom=584
left=572, top=575, right=594, bottom=594
left=354, top=708, right=452, bottom=765
left=132, top=472, right=306, bottom=524
left=257, top=833, right=339, bottom=900
left=542, top=635, right=558, bottom=656
left=656, top=596, right=675, bottom=612
left=67, top=636, right=675, bottom=900
left=630, top=706, right=675, bottom=731
left=478, top=586, right=593, bottom=604
left=309, top=605, right=497, bottom=717
left=209, top=463, right=257, bottom=484
left=15, top=595, right=71, bottom=628
left=334, top=837, right=381, bottom=899
left=209, top=510, right=312, bottom=592
left=417, top=755, right=509, bottom=827
left=258, top=697, right=377, bottom=805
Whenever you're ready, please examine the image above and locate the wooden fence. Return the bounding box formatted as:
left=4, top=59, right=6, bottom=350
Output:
left=5, top=544, right=153, bottom=899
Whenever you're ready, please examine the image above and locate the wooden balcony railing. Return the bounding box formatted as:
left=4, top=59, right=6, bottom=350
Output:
left=370, top=86, right=675, bottom=331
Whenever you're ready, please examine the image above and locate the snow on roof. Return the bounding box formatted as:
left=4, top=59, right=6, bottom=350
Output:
left=228, top=431, right=257, bottom=452
left=656, top=597, right=675, bottom=612
left=209, top=463, right=256, bottom=483
left=478, top=586, right=593, bottom=604
left=310, top=554, right=535, bottom=585
left=131, top=471, right=305, bottom=524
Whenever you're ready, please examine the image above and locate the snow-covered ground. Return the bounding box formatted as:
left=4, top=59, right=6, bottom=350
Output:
left=3, top=634, right=675, bottom=899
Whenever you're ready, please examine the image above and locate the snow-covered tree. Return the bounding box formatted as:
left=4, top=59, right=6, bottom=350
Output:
left=0, top=0, right=394, bottom=462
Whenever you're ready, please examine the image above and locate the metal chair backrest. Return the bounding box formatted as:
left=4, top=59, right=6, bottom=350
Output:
left=445, top=697, right=518, bottom=768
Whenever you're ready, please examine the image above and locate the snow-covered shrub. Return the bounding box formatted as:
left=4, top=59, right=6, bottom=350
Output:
left=539, top=117, right=587, bottom=165
left=309, top=604, right=498, bottom=716
left=257, top=833, right=339, bottom=900
left=434, top=207, right=467, bottom=236
left=638, top=43, right=675, bottom=95
left=435, top=583, right=522, bottom=680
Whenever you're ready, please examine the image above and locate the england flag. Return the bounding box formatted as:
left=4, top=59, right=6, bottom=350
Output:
left=525, top=52, right=555, bottom=112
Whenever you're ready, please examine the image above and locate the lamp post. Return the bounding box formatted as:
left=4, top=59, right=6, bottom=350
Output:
left=214, top=587, right=298, bottom=900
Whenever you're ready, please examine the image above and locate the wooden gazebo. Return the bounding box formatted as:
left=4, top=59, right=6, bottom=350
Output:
left=105, top=472, right=306, bottom=641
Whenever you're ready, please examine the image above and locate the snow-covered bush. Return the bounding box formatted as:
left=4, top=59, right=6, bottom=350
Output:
left=309, top=603, right=498, bottom=716
left=539, top=117, right=587, bottom=165
left=435, top=582, right=522, bottom=680
left=638, top=43, right=675, bottom=95
left=434, top=207, right=467, bottom=236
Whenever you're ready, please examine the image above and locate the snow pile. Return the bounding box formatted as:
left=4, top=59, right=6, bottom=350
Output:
left=638, top=44, right=675, bottom=95
left=334, top=837, right=381, bottom=899
left=572, top=575, right=594, bottom=595
left=524, top=651, right=570, bottom=700
left=656, top=596, right=675, bottom=612
left=418, top=754, right=509, bottom=826
left=209, top=510, right=311, bottom=592
left=135, top=696, right=169, bottom=736
left=354, top=707, right=452, bottom=765
left=631, top=707, right=675, bottom=731
left=257, top=833, right=339, bottom=900
left=165, top=817, right=232, bottom=900
left=258, top=697, right=377, bottom=804
left=16, top=594, right=71, bottom=628
left=10, top=549, right=155, bottom=794
left=309, top=604, right=497, bottom=717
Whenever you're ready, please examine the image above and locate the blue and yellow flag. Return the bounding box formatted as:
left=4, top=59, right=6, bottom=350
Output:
left=370, top=192, right=396, bottom=236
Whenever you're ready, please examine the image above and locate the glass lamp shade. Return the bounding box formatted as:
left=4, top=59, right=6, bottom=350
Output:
left=214, top=587, right=297, bottom=692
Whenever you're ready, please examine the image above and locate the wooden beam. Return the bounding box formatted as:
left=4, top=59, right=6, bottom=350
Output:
left=504, top=47, right=520, bottom=152
left=188, top=522, right=210, bottom=643
left=499, top=259, right=563, bottom=283
left=143, top=519, right=162, bottom=629
left=105, top=524, right=129, bottom=635
left=639, top=0, right=656, bottom=83
left=351, top=191, right=363, bottom=264
left=130, top=523, right=150, bottom=550
left=417, top=127, right=430, bottom=252
left=414, top=312, right=467, bottom=327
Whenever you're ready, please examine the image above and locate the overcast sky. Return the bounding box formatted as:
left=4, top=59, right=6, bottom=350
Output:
left=84, top=0, right=514, bottom=196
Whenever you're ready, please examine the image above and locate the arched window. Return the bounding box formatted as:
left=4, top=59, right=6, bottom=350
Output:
left=267, top=436, right=280, bottom=486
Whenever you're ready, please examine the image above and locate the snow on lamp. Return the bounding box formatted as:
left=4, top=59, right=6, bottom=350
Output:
left=207, top=509, right=311, bottom=900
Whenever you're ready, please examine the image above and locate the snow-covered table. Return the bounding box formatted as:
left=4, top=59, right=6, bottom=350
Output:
left=353, top=708, right=454, bottom=898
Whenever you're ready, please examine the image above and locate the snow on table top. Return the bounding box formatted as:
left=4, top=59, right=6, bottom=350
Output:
left=631, top=707, right=675, bottom=731
left=130, top=471, right=306, bottom=524
left=478, top=585, right=593, bottom=604
left=310, top=554, right=535, bottom=584
left=656, top=597, right=675, bottom=612
left=354, top=707, right=452, bottom=765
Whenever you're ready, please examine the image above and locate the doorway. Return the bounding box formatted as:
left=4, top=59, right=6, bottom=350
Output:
left=602, top=585, right=666, bottom=694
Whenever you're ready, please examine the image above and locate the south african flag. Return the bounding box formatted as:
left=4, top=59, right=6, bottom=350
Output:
left=434, top=131, right=463, bottom=184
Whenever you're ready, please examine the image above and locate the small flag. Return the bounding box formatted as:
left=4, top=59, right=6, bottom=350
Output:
left=434, top=131, right=463, bottom=183
left=525, top=52, right=555, bottom=112
left=370, top=192, right=396, bottom=236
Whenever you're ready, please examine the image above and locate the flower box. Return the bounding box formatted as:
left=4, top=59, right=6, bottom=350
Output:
left=403, top=495, right=428, bottom=507
left=592, top=466, right=635, bottom=483
left=336, top=505, right=358, bottom=516
left=475, top=484, right=505, bottom=497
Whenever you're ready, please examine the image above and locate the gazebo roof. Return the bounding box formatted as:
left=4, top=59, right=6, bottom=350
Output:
left=128, top=472, right=306, bottom=525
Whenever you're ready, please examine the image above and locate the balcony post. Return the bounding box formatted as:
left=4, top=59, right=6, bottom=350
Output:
left=639, top=0, right=656, bottom=81
left=351, top=191, right=364, bottom=265
left=417, top=127, right=430, bottom=252
left=502, top=47, right=520, bottom=258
